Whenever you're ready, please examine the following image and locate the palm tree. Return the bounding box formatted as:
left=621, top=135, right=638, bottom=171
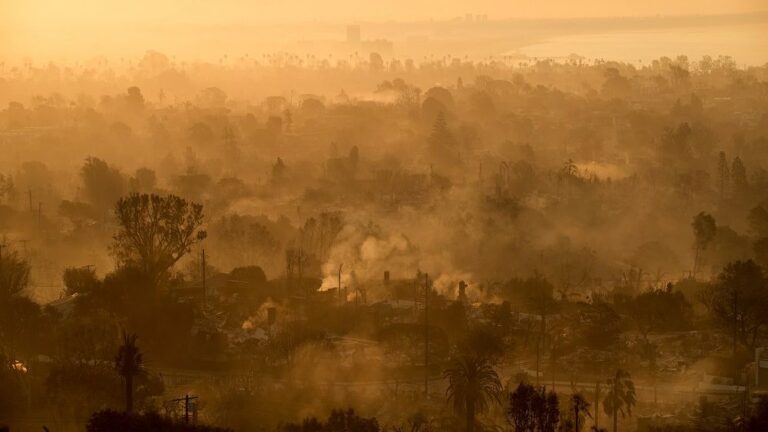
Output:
left=115, top=332, right=143, bottom=413
left=572, top=393, right=592, bottom=432
left=602, top=370, right=636, bottom=432
left=444, top=355, right=502, bottom=432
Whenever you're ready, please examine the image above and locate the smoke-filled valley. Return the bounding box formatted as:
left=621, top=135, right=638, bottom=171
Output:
left=2, top=3, right=768, bottom=432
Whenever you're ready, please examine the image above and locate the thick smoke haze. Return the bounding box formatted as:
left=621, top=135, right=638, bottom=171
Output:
left=2, top=1, right=767, bottom=61
left=1, top=1, right=768, bottom=432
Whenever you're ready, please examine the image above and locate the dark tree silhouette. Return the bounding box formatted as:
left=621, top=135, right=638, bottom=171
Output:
left=754, top=237, right=768, bottom=269
left=63, top=266, right=100, bottom=296
left=444, top=355, right=501, bottom=432
left=115, top=332, right=143, bottom=413
left=701, top=260, right=768, bottom=354
left=717, top=151, right=729, bottom=201
left=508, top=382, right=560, bottom=432
left=81, top=157, right=126, bottom=215
left=601, top=68, right=631, bottom=97
left=602, top=370, right=636, bottom=432
left=429, top=112, right=451, bottom=145
left=571, top=393, right=592, bottom=432
left=628, top=286, right=692, bottom=343
left=746, top=396, right=768, bottom=432
left=0, top=247, right=30, bottom=298
left=749, top=205, right=768, bottom=237
left=523, top=274, right=557, bottom=385
left=112, top=193, right=206, bottom=289
left=87, top=409, right=232, bottom=432
left=539, top=390, right=559, bottom=432
left=428, top=112, right=459, bottom=167
left=731, top=156, right=747, bottom=196
left=509, top=382, right=536, bottom=432
left=281, top=408, right=378, bottom=432
left=691, top=212, right=716, bottom=277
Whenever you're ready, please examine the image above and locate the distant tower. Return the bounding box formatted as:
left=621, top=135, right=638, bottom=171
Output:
left=346, top=25, right=361, bottom=44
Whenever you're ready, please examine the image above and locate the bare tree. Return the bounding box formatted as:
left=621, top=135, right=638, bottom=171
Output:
left=111, top=193, right=206, bottom=289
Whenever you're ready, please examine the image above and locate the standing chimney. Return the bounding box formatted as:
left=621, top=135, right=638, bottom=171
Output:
left=458, top=280, right=467, bottom=302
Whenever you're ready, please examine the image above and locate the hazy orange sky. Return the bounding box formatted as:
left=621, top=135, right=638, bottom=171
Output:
left=4, top=0, right=766, bottom=23
left=1, top=0, right=767, bottom=61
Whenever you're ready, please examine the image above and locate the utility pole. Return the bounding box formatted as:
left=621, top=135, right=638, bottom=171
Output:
left=733, top=289, right=739, bottom=356
left=743, top=367, right=751, bottom=430
left=594, top=382, right=601, bottom=431
left=0, top=238, right=9, bottom=288
left=757, top=348, right=764, bottom=390
left=338, top=263, right=343, bottom=305
left=424, top=272, right=429, bottom=397
left=0, top=240, right=4, bottom=287
left=169, top=394, right=198, bottom=424
left=536, top=334, right=541, bottom=387
left=201, top=248, right=206, bottom=304
left=478, top=161, right=483, bottom=183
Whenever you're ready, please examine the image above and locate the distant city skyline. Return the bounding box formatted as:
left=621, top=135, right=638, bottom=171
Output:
left=4, top=0, right=767, bottom=24
left=1, top=1, right=767, bottom=62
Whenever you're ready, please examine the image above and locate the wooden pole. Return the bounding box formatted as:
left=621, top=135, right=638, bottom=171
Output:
left=595, top=382, right=601, bottom=431
left=184, top=394, right=190, bottom=423
left=201, top=249, right=206, bottom=304
left=424, top=273, right=429, bottom=397
left=338, top=264, right=343, bottom=305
